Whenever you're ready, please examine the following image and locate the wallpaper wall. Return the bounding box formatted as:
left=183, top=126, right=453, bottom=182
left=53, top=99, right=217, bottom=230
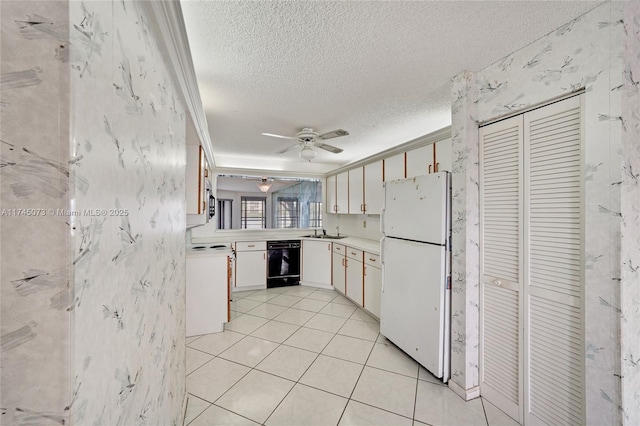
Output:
left=69, top=1, right=187, bottom=424
left=1, top=1, right=187, bottom=424
left=620, top=2, right=640, bottom=424
left=450, top=1, right=632, bottom=424
left=1, top=2, right=71, bottom=423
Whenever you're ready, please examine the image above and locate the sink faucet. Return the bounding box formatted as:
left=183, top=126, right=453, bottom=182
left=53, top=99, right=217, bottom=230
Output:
left=314, top=228, right=318, bottom=237
left=322, top=229, right=327, bottom=236
left=336, top=226, right=340, bottom=236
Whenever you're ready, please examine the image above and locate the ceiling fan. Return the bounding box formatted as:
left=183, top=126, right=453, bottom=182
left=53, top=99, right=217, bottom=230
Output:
left=262, top=127, right=349, bottom=161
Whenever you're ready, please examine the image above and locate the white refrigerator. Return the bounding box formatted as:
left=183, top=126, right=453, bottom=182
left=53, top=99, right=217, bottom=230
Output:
left=380, top=172, right=451, bottom=382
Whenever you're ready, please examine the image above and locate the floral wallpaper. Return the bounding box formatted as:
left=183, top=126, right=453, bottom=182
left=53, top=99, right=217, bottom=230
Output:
left=69, top=1, right=187, bottom=424
left=1, top=1, right=72, bottom=423
left=450, top=1, right=634, bottom=424
left=620, top=2, right=640, bottom=424
left=1, top=1, right=187, bottom=424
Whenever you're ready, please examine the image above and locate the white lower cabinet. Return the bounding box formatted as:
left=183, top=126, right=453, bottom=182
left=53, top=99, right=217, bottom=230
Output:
left=345, top=248, right=364, bottom=307
left=363, top=252, right=381, bottom=318
left=332, top=244, right=346, bottom=293
left=186, top=252, right=229, bottom=336
left=302, top=240, right=332, bottom=287
left=234, top=241, right=266, bottom=289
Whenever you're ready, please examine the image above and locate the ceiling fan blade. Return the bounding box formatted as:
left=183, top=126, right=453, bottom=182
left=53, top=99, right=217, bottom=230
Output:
left=318, top=129, right=349, bottom=140
left=316, top=143, right=343, bottom=154
left=276, top=144, right=300, bottom=154
left=262, top=132, right=298, bottom=140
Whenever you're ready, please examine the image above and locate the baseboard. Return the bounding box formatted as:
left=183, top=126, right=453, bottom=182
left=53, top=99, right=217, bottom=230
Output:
left=300, top=282, right=334, bottom=290
left=448, top=380, right=480, bottom=401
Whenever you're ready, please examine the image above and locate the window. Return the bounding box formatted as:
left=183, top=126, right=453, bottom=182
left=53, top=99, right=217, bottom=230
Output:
left=309, top=201, right=322, bottom=228
left=275, top=197, right=299, bottom=228
left=217, top=199, right=233, bottom=229
left=241, top=196, right=266, bottom=229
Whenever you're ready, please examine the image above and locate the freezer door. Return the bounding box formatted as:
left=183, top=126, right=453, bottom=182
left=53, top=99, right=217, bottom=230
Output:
left=380, top=237, right=447, bottom=378
left=382, top=172, right=448, bottom=245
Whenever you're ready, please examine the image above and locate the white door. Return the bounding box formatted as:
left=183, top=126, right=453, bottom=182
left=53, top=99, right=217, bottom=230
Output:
left=380, top=237, right=447, bottom=377
left=235, top=250, right=266, bottom=288
left=479, top=95, right=584, bottom=426
left=523, top=96, right=584, bottom=426
left=382, top=172, right=448, bottom=245
left=479, top=115, right=524, bottom=422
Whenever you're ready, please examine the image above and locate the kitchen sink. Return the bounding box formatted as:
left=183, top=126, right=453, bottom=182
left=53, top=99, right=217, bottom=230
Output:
left=300, top=234, right=347, bottom=239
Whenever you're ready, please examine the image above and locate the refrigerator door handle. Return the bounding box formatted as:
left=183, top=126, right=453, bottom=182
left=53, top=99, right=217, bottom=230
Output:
left=380, top=208, right=385, bottom=234
left=380, top=237, right=385, bottom=292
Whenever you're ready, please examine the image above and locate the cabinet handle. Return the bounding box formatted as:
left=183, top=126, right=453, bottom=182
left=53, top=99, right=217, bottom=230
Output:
left=202, top=201, right=206, bottom=212
left=350, top=251, right=356, bottom=256
left=435, top=162, right=439, bottom=172
left=264, top=252, right=266, bottom=260
left=494, top=279, right=502, bottom=287
left=364, top=266, right=366, bottom=276
left=369, top=257, right=376, bottom=262
left=328, top=243, right=331, bottom=251
left=248, top=244, right=255, bottom=247
left=428, top=164, right=432, bottom=174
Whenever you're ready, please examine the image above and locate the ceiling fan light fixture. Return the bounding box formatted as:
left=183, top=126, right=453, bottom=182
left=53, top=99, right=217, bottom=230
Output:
left=300, top=146, right=316, bottom=162
left=257, top=178, right=272, bottom=192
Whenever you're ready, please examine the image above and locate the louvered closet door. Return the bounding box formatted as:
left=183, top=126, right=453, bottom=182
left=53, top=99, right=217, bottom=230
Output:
left=479, top=115, right=524, bottom=423
left=524, top=95, right=583, bottom=426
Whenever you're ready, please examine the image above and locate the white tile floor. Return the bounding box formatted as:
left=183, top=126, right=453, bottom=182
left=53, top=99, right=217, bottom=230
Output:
left=185, top=286, right=519, bottom=426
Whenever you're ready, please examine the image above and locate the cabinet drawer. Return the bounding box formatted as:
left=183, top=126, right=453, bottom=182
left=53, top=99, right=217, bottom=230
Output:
left=333, top=243, right=345, bottom=255
left=235, top=241, right=266, bottom=251
left=346, top=247, right=363, bottom=261
left=364, top=252, right=380, bottom=268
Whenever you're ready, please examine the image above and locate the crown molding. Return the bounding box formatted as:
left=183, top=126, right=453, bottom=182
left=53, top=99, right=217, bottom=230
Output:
left=325, top=125, right=451, bottom=177
left=142, top=1, right=215, bottom=167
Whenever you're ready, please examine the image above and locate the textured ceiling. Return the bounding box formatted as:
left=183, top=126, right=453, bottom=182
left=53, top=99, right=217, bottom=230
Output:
left=181, top=1, right=601, bottom=174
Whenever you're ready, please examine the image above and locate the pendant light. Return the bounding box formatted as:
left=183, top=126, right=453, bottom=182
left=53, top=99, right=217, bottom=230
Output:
left=257, top=177, right=271, bottom=192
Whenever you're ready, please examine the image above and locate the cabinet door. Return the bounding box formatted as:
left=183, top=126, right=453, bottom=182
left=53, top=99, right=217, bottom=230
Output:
left=384, top=152, right=405, bottom=182
left=346, top=258, right=363, bottom=307
left=302, top=240, right=332, bottom=286
left=326, top=175, right=337, bottom=213
left=435, top=138, right=452, bottom=172
left=332, top=252, right=346, bottom=293
left=336, top=171, right=349, bottom=214
left=364, top=161, right=383, bottom=215
left=406, top=144, right=433, bottom=178
left=364, top=264, right=381, bottom=318
left=235, top=250, right=266, bottom=288
left=348, top=167, right=364, bottom=214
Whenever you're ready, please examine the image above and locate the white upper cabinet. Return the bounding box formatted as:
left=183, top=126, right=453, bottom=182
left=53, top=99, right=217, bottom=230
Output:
left=348, top=167, right=364, bottom=214
left=435, top=138, right=452, bottom=172
left=406, top=144, right=433, bottom=178
left=384, top=152, right=405, bottom=182
left=326, top=175, right=337, bottom=213
left=364, top=160, right=383, bottom=215
left=335, top=171, right=349, bottom=214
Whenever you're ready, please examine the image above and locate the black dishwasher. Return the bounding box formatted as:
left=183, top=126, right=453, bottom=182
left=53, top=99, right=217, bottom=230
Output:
left=267, top=240, right=301, bottom=288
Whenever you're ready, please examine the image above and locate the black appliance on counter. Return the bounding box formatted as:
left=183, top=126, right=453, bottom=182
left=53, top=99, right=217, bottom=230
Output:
left=267, top=240, right=301, bottom=288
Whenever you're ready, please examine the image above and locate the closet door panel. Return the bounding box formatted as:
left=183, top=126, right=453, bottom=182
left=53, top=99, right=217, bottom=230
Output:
left=524, top=95, right=583, bottom=426
left=479, top=115, right=523, bottom=422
